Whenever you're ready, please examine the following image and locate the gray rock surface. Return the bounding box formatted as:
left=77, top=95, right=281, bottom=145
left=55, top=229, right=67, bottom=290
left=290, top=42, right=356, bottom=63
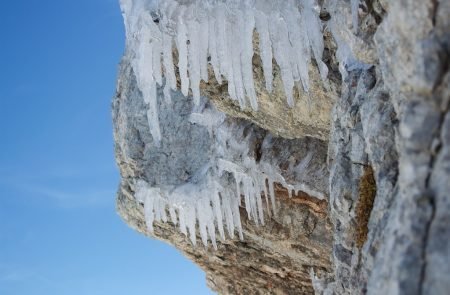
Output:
left=318, top=1, right=450, bottom=294
left=114, top=55, right=333, bottom=293
left=113, top=0, right=450, bottom=294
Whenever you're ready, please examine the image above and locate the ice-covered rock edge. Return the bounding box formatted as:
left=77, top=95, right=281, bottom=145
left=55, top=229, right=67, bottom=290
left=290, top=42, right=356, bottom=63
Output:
left=118, top=0, right=352, bottom=249
left=134, top=105, right=326, bottom=249
left=120, top=0, right=332, bottom=146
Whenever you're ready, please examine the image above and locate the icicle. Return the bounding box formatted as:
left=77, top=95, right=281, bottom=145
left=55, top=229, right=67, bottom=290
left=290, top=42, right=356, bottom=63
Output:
left=221, top=191, right=235, bottom=239
left=162, top=33, right=176, bottom=90
left=268, top=179, right=276, bottom=213
left=186, top=14, right=201, bottom=105
left=241, top=5, right=258, bottom=111
left=154, top=196, right=162, bottom=222
left=160, top=198, right=168, bottom=222
left=242, top=176, right=251, bottom=219
left=229, top=14, right=246, bottom=107
left=255, top=11, right=273, bottom=92
left=144, top=194, right=155, bottom=233
left=303, top=0, right=329, bottom=82
left=269, top=15, right=295, bottom=107
left=232, top=190, right=244, bottom=240
left=185, top=202, right=197, bottom=246
left=256, top=178, right=265, bottom=225
left=284, top=1, right=311, bottom=93
left=351, top=0, right=359, bottom=34
left=249, top=179, right=259, bottom=225
left=196, top=197, right=209, bottom=247
left=198, top=17, right=209, bottom=83
left=262, top=177, right=271, bottom=216
left=152, top=37, right=163, bottom=86
left=208, top=16, right=222, bottom=84
left=169, top=207, right=177, bottom=225
left=178, top=207, right=187, bottom=236
left=212, top=184, right=225, bottom=240
left=215, top=4, right=229, bottom=87
left=146, top=82, right=162, bottom=145
left=176, top=7, right=189, bottom=97
left=296, top=151, right=313, bottom=174
left=163, top=81, right=172, bottom=105
left=235, top=174, right=242, bottom=206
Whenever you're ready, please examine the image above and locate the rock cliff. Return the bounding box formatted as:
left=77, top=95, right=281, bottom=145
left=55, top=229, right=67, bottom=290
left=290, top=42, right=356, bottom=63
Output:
left=113, top=0, right=450, bottom=294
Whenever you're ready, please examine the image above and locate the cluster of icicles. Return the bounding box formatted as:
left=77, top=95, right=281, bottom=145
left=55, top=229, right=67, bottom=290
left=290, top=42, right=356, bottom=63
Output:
left=121, top=0, right=329, bottom=145
left=135, top=158, right=322, bottom=249
left=134, top=110, right=325, bottom=249
left=121, top=0, right=334, bottom=248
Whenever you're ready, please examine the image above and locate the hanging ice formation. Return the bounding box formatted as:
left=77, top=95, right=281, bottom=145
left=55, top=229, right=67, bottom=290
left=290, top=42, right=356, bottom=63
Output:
left=120, top=0, right=329, bottom=248
left=121, top=0, right=329, bottom=145
left=133, top=104, right=326, bottom=249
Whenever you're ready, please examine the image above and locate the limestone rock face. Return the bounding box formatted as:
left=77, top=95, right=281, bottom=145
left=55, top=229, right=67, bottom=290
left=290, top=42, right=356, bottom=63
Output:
left=113, top=0, right=450, bottom=294
left=200, top=40, right=340, bottom=141
left=114, top=57, right=333, bottom=294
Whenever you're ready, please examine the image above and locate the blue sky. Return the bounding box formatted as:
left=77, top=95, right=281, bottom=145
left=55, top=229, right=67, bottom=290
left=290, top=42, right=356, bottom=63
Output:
left=0, top=1, right=212, bottom=294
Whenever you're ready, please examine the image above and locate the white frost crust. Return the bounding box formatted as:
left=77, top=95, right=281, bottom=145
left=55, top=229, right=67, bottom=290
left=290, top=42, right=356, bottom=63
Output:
left=120, top=0, right=328, bottom=142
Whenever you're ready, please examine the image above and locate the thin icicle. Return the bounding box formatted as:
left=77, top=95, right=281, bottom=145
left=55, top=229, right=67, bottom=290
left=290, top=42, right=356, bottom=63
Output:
left=221, top=191, right=235, bottom=239
left=124, top=0, right=330, bottom=116
left=212, top=189, right=225, bottom=240
left=241, top=5, right=258, bottom=111
left=208, top=16, right=222, bottom=84
left=186, top=15, right=201, bottom=105
left=255, top=11, right=273, bottom=92
left=215, top=4, right=229, bottom=86
left=262, top=177, right=271, bottom=215
left=351, top=0, right=359, bottom=34
left=162, top=33, right=176, bottom=90
left=144, top=194, right=155, bottom=233
left=269, top=16, right=295, bottom=107
left=185, top=202, right=197, bottom=246
left=176, top=7, right=189, bottom=97
left=283, top=1, right=311, bottom=93
left=163, top=81, right=172, bottom=104
left=255, top=178, right=265, bottom=225
left=303, top=0, right=329, bottom=82
left=152, top=37, right=163, bottom=86
left=232, top=190, right=244, bottom=240
left=178, top=207, right=187, bottom=236
left=146, top=82, right=162, bottom=145
left=169, top=207, right=177, bottom=225
left=268, top=179, right=276, bottom=213
left=229, top=14, right=246, bottom=107
left=198, top=17, right=209, bottom=83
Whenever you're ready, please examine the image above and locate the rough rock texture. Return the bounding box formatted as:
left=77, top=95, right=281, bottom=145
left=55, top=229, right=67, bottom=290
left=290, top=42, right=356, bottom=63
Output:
left=113, top=0, right=450, bottom=294
left=200, top=37, right=340, bottom=141
left=318, top=1, right=450, bottom=294
left=114, top=57, right=333, bottom=294
left=117, top=182, right=332, bottom=294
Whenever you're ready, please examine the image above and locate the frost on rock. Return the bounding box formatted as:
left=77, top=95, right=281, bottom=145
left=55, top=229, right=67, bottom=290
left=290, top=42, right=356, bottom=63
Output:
left=120, top=0, right=329, bottom=142
left=132, top=101, right=326, bottom=249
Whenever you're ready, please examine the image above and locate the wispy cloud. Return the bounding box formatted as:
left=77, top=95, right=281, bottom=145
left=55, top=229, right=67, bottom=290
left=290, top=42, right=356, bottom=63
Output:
left=0, top=266, right=61, bottom=290
left=0, top=173, right=117, bottom=209
left=26, top=185, right=116, bottom=208
left=0, top=269, right=31, bottom=282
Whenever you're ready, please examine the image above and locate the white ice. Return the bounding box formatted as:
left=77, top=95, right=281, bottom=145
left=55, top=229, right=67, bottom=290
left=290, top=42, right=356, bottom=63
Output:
left=120, top=0, right=329, bottom=142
